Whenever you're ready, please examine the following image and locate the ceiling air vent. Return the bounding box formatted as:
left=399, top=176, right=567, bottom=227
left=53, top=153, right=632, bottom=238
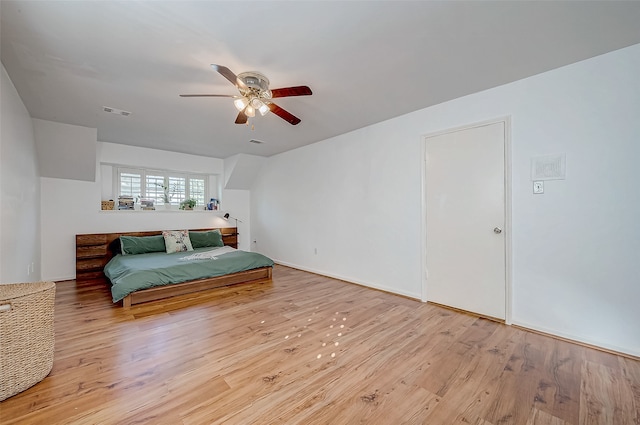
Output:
left=249, top=139, right=264, bottom=144
left=102, top=106, right=132, bottom=117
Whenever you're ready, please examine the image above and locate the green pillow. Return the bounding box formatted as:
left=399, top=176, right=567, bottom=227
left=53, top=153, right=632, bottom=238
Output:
left=189, top=230, right=224, bottom=249
left=120, top=235, right=166, bottom=255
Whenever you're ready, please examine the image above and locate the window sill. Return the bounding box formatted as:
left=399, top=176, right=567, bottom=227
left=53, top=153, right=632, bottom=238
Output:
left=99, top=209, right=223, bottom=214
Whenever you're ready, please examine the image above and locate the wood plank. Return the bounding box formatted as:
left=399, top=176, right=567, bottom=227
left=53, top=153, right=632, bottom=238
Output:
left=75, top=258, right=108, bottom=271
left=579, top=360, right=636, bottom=424
left=619, top=356, right=640, bottom=425
left=532, top=338, right=582, bottom=423
left=76, top=245, right=108, bottom=259
left=526, top=407, right=572, bottom=425
left=480, top=331, right=555, bottom=424
left=417, top=321, right=526, bottom=423
left=76, top=234, right=107, bottom=246
left=74, top=270, right=105, bottom=281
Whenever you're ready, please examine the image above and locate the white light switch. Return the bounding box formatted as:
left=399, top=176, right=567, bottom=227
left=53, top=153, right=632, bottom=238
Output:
left=533, top=181, right=544, bottom=194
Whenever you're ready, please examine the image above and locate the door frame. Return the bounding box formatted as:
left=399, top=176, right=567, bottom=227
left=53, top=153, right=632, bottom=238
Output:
left=420, top=116, right=513, bottom=324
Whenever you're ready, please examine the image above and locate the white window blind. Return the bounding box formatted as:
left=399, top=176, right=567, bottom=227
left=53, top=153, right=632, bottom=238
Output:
left=119, top=169, right=142, bottom=198
left=168, top=176, right=186, bottom=205
left=189, top=177, right=206, bottom=206
left=145, top=174, right=165, bottom=204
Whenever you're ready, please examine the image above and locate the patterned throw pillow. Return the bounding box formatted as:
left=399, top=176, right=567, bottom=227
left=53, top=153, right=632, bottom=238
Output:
left=162, top=230, right=194, bottom=254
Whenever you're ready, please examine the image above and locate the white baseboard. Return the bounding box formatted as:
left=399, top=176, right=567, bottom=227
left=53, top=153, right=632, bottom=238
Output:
left=46, top=275, right=75, bottom=282
left=273, top=259, right=422, bottom=301
left=512, top=319, right=639, bottom=359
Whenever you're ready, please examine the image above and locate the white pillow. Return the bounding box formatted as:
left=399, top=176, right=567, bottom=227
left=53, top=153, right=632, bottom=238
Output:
left=162, top=230, right=194, bottom=254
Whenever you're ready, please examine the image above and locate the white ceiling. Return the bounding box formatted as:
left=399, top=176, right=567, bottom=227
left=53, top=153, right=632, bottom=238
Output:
left=2, top=1, right=640, bottom=158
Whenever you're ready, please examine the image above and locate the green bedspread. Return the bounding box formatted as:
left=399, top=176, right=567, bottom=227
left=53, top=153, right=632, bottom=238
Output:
left=104, top=248, right=274, bottom=302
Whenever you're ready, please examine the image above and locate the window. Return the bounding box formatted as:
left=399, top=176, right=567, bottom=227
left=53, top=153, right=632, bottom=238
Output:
left=116, top=167, right=209, bottom=207
left=189, top=177, right=206, bottom=206
left=119, top=171, right=142, bottom=198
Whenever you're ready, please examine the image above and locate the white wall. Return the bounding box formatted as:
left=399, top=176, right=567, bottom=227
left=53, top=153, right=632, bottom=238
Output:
left=252, top=124, right=424, bottom=299
left=251, top=43, right=640, bottom=357
left=40, top=140, right=247, bottom=281
left=33, top=118, right=97, bottom=182
left=220, top=189, right=251, bottom=250
left=0, top=64, right=41, bottom=283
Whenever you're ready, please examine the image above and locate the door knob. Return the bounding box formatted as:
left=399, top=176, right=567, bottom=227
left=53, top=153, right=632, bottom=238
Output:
left=493, top=227, right=502, bottom=234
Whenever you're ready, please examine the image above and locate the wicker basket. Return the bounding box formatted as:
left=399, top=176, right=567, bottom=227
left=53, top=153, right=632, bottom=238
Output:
left=101, top=200, right=115, bottom=210
left=0, top=281, right=56, bottom=401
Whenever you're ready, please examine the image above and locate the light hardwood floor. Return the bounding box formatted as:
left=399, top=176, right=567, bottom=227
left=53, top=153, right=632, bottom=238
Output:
left=1, top=265, right=638, bottom=424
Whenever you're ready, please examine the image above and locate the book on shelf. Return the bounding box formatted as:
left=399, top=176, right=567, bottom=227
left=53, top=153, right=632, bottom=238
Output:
left=140, top=199, right=154, bottom=208
left=118, top=196, right=134, bottom=210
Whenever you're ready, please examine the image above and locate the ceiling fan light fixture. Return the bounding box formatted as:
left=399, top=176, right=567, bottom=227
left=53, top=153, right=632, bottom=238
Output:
left=234, top=97, right=249, bottom=112
left=249, top=98, right=270, bottom=116
left=258, top=103, right=270, bottom=116
left=182, top=65, right=311, bottom=125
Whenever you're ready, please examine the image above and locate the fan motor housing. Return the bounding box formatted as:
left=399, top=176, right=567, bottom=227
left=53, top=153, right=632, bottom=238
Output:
left=238, top=71, right=270, bottom=92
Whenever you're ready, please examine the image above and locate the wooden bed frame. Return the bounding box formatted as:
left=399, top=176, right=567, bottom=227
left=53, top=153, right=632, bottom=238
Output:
left=75, top=228, right=272, bottom=307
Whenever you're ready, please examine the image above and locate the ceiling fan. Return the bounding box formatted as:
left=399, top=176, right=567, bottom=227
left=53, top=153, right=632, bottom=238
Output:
left=180, top=64, right=312, bottom=125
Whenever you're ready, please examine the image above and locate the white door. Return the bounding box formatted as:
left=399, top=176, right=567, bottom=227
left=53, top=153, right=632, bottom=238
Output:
left=425, top=121, right=506, bottom=320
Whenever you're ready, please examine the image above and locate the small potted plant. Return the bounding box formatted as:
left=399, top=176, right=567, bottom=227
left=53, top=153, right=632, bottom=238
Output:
left=179, top=199, right=197, bottom=210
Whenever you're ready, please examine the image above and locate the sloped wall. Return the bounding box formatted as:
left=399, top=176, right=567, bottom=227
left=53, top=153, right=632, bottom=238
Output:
left=224, top=153, right=267, bottom=189
left=33, top=118, right=97, bottom=182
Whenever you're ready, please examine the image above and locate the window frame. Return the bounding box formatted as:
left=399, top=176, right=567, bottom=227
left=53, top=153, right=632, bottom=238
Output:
left=116, top=167, right=210, bottom=208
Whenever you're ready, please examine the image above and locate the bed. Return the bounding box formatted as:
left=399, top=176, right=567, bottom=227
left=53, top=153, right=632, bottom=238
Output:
left=75, top=228, right=273, bottom=307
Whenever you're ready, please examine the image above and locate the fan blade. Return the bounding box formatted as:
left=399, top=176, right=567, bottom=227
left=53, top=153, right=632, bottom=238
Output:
left=271, top=86, right=313, bottom=98
left=235, top=111, right=248, bottom=125
left=268, top=103, right=301, bottom=125
left=211, top=64, right=248, bottom=91
left=179, top=94, right=235, bottom=97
